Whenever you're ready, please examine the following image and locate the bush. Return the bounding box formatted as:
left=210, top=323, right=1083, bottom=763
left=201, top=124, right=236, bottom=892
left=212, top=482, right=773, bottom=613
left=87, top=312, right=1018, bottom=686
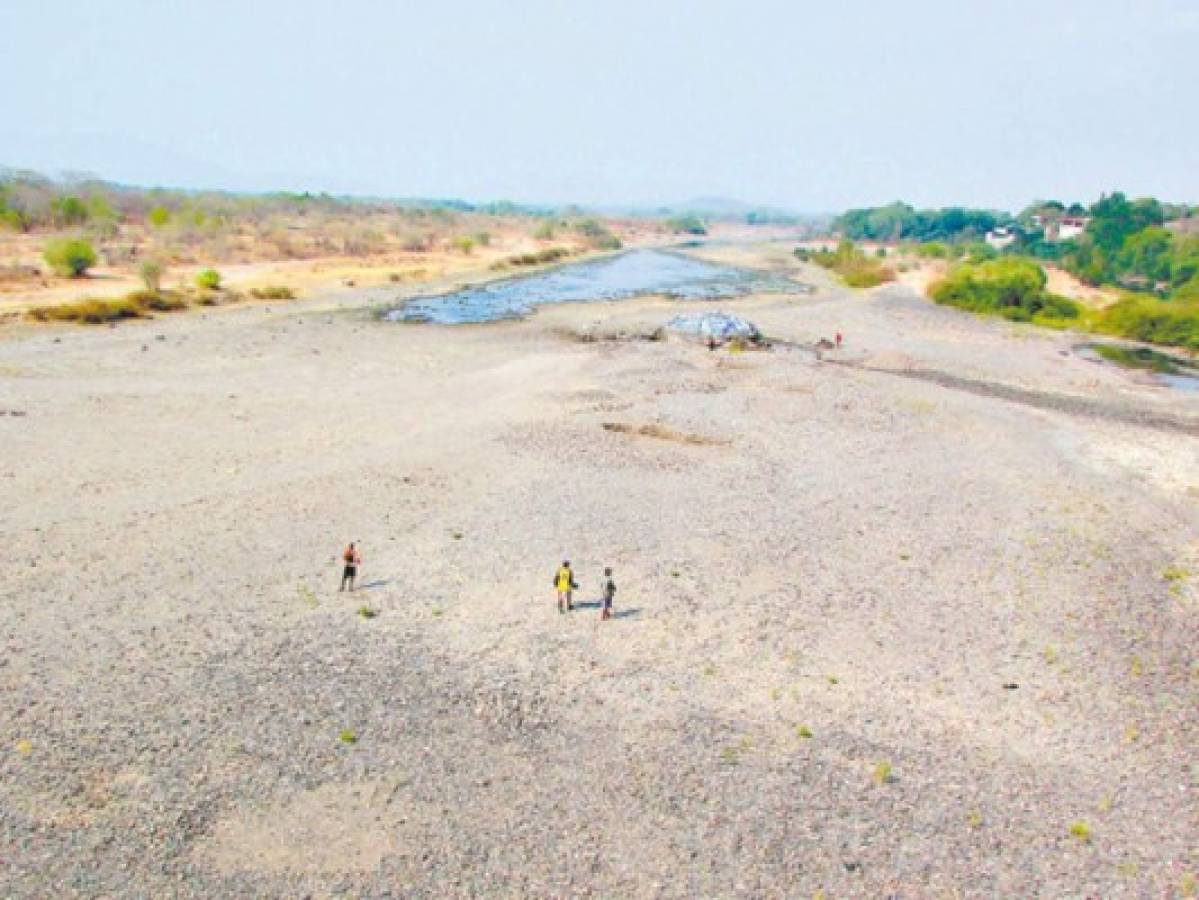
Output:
left=533, top=220, right=555, bottom=240
left=664, top=215, right=707, bottom=235
left=795, top=239, right=895, bottom=288
left=451, top=235, right=476, bottom=255
left=43, top=238, right=97, bottom=277
left=914, top=241, right=949, bottom=259
left=249, top=285, right=295, bottom=300
left=147, top=205, right=171, bottom=228
left=139, top=259, right=166, bottom=293
left=930, top=258, right=1080, bottom=323
left=195, top=268, right=222, bottom=290
left=1094, top=295, right=1199, bottom=350
left=127, top=289, right=186, bottom=312
left=28, top=296, right=144, bottom=324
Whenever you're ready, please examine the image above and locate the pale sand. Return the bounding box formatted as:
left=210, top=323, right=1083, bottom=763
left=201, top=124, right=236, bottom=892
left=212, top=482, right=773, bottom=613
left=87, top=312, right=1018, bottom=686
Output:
left=0, top=243, right=1195, bottom=897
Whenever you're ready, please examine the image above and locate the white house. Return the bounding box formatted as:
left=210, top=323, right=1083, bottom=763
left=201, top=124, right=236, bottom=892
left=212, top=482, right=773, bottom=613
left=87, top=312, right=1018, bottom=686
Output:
left=1046, top=216, right=1089, bottom=242
left=985, top=226, right=1018, bottom=250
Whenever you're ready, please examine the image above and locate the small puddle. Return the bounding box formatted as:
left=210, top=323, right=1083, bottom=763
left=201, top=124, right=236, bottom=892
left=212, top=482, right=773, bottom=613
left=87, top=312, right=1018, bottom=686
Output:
left=1078, top=343, right=1199, bottom=391
left=383, top=249, right=809, bottom=324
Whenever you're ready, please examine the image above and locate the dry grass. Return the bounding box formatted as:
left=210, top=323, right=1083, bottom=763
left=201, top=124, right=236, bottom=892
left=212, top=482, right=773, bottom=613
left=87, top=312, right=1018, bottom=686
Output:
left=601, top=421, right=729, bottom=446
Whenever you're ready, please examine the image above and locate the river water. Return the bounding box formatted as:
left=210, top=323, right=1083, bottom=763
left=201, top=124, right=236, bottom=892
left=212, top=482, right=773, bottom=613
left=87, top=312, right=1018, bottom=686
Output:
left=384, top=248, right=808, bottom=324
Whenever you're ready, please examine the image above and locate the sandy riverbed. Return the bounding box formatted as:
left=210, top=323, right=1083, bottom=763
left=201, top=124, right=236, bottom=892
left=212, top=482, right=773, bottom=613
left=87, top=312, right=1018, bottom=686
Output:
left=0, top=244, right=1195, bottom=897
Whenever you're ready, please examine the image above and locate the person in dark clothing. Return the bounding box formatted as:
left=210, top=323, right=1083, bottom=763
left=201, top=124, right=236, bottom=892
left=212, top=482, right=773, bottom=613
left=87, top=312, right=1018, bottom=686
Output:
left=600, top=567, right=616, bottom=620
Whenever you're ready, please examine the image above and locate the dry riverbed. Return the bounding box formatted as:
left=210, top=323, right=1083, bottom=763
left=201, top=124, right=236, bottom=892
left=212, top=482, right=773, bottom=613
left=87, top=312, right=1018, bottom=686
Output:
left=0, top=244, right=1196, bottom=897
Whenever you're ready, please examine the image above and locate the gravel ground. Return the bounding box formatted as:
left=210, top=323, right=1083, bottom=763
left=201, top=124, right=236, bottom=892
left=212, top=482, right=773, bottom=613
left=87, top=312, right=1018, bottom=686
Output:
left=0, top=249, right=1196, bottom=897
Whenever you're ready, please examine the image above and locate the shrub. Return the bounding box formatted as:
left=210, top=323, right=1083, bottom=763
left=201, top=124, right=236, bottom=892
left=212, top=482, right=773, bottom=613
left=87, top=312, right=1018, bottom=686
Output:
left=51, top=195, right=89, bottom=227
left=664, top=215, right=707, bottom=235
left=148, top=205, right=171, bottom=228
left=43, top=238, right=97, bottom=277
left=127, top=289, right=186, bottom=312
left=929, top=258, right=1080, bottom=323
left=195, top=268, right=222, bottom=290
left=1094, top=295, right=1199, bottom=350
left=1069, top=820, right=1092, bottom=843
left=473, top=231, right=491, bottom=247
left=139, top=259, right=166, bottom=293
left=28, top=296, right=143, bottom=324
left=249, top=285, right=295, bottom=300
left=452, top=235, right=476, bottom=255
left=797, top=239, right=895, bottom=288
left=533, top=220, right=555, bottom=240
left=914, top=241, right=949, bottom=259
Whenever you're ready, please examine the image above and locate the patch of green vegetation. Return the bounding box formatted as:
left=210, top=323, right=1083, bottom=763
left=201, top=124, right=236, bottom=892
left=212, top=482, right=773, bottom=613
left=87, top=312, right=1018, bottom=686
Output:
left=1093, top=296, right=1199, bottom=351
left=796, top=724, right=813, bottom=739
left=967, top=808, right=983, bottom=828
left=338, top=728, right=357, bottom=745
left=872, top=760, right=893, bottom=785
left=795, top=240, right=895, bottom=288
left=42, top=237, right=97, bottom=277
left=1069, top=820, right=1092, bottom=843
left=664, top=214, right=707, bottom=236
left=430, top=606, right=444, bottom=618
left=1163, top=566, right=1191, bottom=582
left=826, top=675, right=839, bottom=685
left=929, top=258, right=1080, bottom=324
left=719, top=746, right=740, bottom=766
left=1091, top=343, right=1193, bottom=375
left=357, top=605, right=377, bottom=619
left=451, top=235, right=476, bottom=254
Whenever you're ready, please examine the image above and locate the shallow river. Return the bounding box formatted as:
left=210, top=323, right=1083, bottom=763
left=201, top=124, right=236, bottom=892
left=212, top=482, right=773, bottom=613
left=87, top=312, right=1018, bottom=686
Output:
left=384, top=248, right=808, bottom=324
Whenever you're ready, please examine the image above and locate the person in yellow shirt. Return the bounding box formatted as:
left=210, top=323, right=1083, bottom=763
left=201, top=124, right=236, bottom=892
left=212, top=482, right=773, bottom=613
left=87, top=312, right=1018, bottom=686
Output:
left=553, top=560, right=577, bottom=614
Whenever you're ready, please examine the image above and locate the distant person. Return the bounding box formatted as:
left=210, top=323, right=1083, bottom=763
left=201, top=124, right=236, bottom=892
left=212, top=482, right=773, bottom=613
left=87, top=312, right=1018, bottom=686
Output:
left=835, top=332, right=843, bottom=349
left=600, top=567, right=617, bottom=621
left=554, top=560, right=577, bottom=613
left=339, top=542, right=361, bottom=592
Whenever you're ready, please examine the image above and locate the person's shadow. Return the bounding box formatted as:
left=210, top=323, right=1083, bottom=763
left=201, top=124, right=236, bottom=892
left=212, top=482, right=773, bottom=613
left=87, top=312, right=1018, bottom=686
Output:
left=612, top=608, right=642, bottom=620
left=572, top=599, right=603, bottom=610
left=357, top=579, right=391, bottom=590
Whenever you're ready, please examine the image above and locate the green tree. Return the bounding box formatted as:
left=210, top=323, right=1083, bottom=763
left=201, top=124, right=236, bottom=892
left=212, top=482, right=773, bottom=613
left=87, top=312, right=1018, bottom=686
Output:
left=1087, top=192, right=1164, bottom=254
left=51, top=195, right=89, bottom=227
left=1117, top=227, right=1173, bottom=283
left=148, top=206, right=171, bottom=228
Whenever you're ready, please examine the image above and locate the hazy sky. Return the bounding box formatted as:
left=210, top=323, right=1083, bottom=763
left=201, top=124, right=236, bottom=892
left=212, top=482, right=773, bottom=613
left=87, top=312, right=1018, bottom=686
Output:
left=2, top=0, right=1196, bottom=210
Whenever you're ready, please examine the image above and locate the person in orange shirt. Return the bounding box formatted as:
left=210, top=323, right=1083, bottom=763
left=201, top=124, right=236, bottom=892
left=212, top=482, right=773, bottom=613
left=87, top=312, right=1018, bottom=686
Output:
left=339, top=542, right=362, bottom=592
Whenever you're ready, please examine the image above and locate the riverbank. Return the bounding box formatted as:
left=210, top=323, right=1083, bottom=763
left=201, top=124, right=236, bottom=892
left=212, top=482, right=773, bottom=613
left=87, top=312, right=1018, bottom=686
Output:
left=1, top=242, right=1195, bottom=896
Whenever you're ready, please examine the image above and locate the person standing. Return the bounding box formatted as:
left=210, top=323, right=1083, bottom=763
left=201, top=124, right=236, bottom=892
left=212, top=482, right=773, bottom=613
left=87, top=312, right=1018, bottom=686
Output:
left=340, top=542, right=361, bottom=592
left=600, top=567, right=617, bottom=621
left=554, top=560, right=577, bottom=613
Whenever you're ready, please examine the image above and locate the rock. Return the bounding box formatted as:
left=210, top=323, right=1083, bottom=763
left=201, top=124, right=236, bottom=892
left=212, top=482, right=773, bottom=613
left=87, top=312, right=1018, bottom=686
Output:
left=666, top=311, right=760, bottom=342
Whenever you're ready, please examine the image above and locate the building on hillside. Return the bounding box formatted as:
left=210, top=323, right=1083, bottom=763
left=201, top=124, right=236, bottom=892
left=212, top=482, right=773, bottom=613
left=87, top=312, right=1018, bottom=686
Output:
left=1167, top=217, right=1199, bottom=236
left=985, top=226, right=1018, bottom=251
left=1045, top=216, right=1089, bottom=242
